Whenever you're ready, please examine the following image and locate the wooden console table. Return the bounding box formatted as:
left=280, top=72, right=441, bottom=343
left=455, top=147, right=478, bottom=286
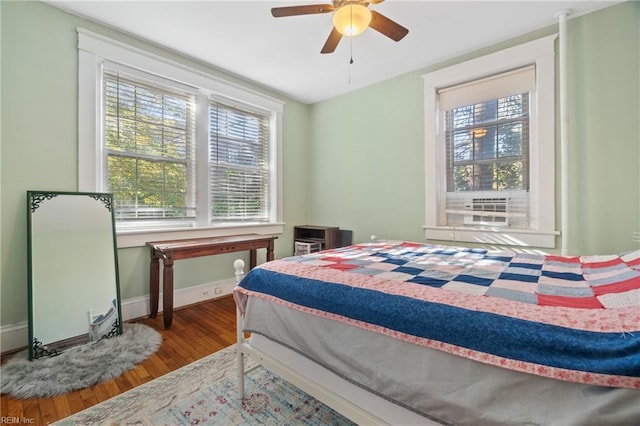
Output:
left=147, top=234, right=277, bottom=329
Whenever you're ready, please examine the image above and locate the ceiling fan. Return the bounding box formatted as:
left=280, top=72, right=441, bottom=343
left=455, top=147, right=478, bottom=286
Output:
left=271, top=0, right=409, bottom=54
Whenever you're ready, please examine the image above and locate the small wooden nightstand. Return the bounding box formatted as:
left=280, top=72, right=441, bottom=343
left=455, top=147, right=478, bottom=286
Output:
left=293, top=225, right=340, bottom=253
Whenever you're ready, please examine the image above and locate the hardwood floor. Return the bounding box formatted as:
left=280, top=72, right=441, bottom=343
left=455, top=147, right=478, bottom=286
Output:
left=1, top=296, right=238, bottom=425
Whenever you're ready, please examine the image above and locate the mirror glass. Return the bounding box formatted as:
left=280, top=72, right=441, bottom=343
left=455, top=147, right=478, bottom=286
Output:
left=27, top=191, right=123, bottom=359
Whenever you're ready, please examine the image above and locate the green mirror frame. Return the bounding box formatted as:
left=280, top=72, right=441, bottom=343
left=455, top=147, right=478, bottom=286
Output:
left=27, top=190, right=123, bottom=360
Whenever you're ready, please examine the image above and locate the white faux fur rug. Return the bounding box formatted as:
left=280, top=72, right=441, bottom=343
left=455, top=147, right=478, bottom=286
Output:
left=0, top=323, right=161, bottom=398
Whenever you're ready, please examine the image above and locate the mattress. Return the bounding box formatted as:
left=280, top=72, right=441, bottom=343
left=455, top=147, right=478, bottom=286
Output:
left=242, top=296, right=640, bottom=425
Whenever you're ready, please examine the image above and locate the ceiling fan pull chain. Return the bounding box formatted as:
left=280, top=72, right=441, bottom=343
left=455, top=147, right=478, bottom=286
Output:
left=348, top=34, right=354, bottom=84
left=349, top=4, right=354, bottom=75
left=350, top=34, right=354, bottom=64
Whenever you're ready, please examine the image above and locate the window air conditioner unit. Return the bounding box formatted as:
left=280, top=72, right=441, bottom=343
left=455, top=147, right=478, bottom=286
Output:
left=464, top=197, right=509, bottom=226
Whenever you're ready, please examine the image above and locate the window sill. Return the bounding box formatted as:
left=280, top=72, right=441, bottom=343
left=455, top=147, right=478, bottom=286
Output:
left=423, top=226, right=559, bottom=249
left=116, top=223, right=285, bottom=248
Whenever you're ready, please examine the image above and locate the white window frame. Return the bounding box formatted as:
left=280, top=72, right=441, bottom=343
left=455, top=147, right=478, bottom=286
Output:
left=423, top=35, right=559, bottom=248
left=78, top=29, right=284, bottom=248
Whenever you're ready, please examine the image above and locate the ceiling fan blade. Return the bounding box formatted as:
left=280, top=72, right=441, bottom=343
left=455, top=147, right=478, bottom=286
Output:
left=271, top=4, right=334, bottom=17
left=366, top=0, right=385, bottom=4
left=321, top=28, right=342, bottom=54
left=369, top=10, right=409, bottom=42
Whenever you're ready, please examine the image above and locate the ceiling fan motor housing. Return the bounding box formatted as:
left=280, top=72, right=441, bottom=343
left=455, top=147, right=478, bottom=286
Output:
left=333, top=2, right=372, bottom=36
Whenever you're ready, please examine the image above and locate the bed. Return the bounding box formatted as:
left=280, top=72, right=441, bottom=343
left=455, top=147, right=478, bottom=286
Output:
left=233, top=240, right=640, bottom=425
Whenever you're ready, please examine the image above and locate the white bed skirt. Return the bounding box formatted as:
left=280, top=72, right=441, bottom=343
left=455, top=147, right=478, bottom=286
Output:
left=243, top=333, right=440, bottom=425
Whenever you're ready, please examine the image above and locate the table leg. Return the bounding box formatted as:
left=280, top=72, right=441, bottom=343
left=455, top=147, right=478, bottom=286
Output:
left=162, top=256, right=175, bottom=329
left=266, top=240, right=275, bottom=262
left=149, top=253, right=160, bottom=318
left=249, top=249, right=257, bottom=269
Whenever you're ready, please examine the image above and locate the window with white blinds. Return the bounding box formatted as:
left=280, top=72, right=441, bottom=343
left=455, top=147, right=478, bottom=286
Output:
left=104, top=70, right=196, bottom=223
left=439, top=66, right=532, bottom=228
left=422, top=35, right=558, bottom=248
left=209, top=101, right=270, bottom=222
left=103, top=68, right=276, bottom=229
left=78, top=29, right=284, bottom=243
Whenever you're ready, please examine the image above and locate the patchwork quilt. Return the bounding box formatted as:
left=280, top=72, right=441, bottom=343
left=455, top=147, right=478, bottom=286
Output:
left=234, top=241, right=640, bottom=389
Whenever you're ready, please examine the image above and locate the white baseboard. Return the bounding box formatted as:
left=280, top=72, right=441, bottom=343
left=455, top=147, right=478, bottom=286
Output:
left=121, top=277, right=237, bottom=320
left=0, top=277, right=237, bottom=355
left=0, top=322, right=29, bottom=356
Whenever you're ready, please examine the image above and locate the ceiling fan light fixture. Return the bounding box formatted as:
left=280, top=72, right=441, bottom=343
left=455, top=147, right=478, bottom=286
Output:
left=333, top=3, right=372, bottom=36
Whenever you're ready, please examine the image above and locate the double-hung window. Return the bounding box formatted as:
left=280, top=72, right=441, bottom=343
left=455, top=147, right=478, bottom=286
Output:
left=423, top=35, right=558, bottom=248
left=209, top=100, right=271, bottom=223
left=78, top=29, right=283, bottom=247
left=104, top=69, right=197, bottom=224
left=442, top=67, right=532, bottom=230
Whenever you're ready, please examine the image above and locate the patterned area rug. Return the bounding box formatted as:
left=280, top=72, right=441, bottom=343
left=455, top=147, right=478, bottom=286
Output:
left=55, top=345, right=355, bottom=425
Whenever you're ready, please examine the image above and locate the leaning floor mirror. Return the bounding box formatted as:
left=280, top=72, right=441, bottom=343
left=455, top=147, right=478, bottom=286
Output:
left=27, top=190, right=123, bottom=360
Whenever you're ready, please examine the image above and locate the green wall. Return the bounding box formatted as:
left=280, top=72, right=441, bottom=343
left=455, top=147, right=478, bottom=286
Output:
left=309, top=72, right=425, bottom=243
left=309, top=1, right=640, bottom=255
left=567, top=3, right=640, bottom=254
left=2, top=1, right=639, bottom=331
left=0, top=1, right=310, bottom=327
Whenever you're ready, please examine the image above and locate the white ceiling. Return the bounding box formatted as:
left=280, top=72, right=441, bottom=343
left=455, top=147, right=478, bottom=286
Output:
left=44, top=0, right=620, bottom=104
